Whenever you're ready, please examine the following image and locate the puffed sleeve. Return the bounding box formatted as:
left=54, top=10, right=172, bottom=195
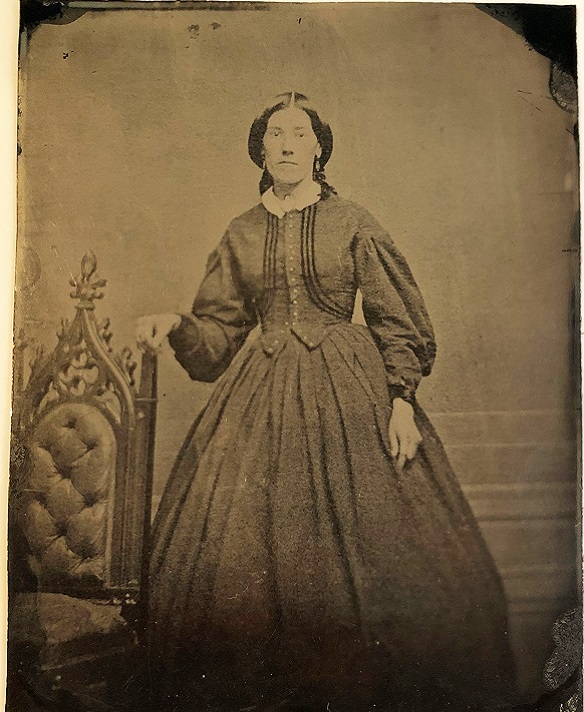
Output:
left=168, top=229, right=258, bottom=382
left=352, top=208, right=436, bottom=403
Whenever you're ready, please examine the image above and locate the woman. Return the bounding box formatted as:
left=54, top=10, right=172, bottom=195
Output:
left=137, top=92, right=516, bottom=712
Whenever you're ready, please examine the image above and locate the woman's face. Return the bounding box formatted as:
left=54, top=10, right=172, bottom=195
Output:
left=263, top=107, right=321, bottom=189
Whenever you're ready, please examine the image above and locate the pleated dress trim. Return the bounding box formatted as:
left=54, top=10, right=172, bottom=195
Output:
left=300, top=204, right=353, bottom=320
left=261, top=202, right=353, bottom=322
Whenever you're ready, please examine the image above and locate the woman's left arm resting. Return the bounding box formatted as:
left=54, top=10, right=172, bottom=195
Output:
left=352, top=210, right=436, bottom=467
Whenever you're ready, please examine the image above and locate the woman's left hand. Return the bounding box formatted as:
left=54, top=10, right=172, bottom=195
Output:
left=389, top=398, right=422, bottom=469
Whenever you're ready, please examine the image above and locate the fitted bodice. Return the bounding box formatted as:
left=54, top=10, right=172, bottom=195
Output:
left=168, top=194, right=436, bottom=402
left=255, top=206, right=355, bottom=356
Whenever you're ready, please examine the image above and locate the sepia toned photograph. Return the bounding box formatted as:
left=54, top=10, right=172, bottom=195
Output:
left=7, top=2, right=580, bottom=711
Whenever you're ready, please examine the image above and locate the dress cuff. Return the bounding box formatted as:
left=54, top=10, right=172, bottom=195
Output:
left=387, top=376, right=416, bottom=404
left=167, top=314, right=201, bottom=355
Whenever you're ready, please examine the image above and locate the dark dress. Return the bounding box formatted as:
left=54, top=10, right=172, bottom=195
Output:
left=148, top=195, right=516, bottom=711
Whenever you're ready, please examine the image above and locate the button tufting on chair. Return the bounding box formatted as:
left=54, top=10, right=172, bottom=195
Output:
left=54, top=521, right=68, bottom=538
left=19, top=403, right=116, bottom=586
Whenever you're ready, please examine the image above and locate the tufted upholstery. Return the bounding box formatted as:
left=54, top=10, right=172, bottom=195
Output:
left=19, top=402, right=116, bottom=587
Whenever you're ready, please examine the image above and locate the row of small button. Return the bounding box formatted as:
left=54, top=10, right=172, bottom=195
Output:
left=260, top=213, right=319, bottom=354
left=283, top=214, right=299, bottom=330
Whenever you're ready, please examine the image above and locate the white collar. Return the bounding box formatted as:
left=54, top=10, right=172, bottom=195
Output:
left=261, top=177, right=321, bottom=218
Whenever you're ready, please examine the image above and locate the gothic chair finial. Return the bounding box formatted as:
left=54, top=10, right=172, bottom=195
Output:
left=69, top=252, right=107, bottom=309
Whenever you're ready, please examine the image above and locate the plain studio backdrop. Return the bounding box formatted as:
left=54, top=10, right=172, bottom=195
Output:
left=16, top=3, right=578, bottom=696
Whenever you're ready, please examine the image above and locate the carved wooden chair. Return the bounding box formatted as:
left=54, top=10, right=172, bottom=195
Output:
left=9, top=253, right=157, bottom=710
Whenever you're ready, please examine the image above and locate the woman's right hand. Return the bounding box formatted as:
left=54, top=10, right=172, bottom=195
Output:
left=135, top=313, right=182, bottom=353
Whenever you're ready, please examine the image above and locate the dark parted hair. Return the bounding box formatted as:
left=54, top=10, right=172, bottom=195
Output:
left=248, top=92, right=337, bottom=199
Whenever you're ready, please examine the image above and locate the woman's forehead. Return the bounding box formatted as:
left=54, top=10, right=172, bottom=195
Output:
left=267, top=107, right=313, bottom=130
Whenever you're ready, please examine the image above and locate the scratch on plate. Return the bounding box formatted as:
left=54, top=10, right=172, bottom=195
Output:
left=50, top=244, right=75, bottom=282
left=519, top=94, right=543, bottom=113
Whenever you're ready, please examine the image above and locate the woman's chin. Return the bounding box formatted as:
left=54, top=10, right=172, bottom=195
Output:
left=272, top=171, right=307, bottom=187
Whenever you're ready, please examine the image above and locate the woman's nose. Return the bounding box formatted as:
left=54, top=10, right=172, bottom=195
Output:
left=281, top=135, right=294, bottom=154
